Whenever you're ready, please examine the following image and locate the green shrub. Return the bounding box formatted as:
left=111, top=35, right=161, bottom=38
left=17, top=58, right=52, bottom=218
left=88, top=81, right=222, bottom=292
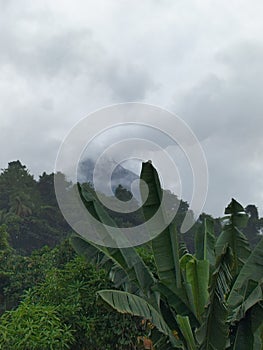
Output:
left=0, top=301, right=74, bottom=350
left=27, top=256, right=142, bottom=349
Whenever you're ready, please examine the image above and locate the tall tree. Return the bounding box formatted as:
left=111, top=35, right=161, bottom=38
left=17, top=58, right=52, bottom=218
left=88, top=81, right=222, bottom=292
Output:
left=37, top=172, right=58, bottom=207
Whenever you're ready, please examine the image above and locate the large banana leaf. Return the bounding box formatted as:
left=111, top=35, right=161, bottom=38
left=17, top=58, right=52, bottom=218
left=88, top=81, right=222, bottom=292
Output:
left=216, top=199, right=251, bottom=277
left=72, top=184, right=156, bottom=297
left=227, top=237, right=263, bottom=323
left=98, top=289, right=184, bottom=349
left=140, top=161, right=182, bottom=290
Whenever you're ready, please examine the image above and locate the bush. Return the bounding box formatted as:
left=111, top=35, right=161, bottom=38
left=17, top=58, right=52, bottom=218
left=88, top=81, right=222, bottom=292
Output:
left=1, top=239, right=76, bottom=312
left=0, top=301, right=74, bottom=349
left=27, top=256, right=142, bottom=349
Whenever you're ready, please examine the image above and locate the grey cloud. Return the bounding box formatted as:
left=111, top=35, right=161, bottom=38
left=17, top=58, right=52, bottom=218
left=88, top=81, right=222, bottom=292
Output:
left=0, top=4, right=155, bottom=101
left=178, top=41, right=263, bottom=140
left=103, top=62, right=156, bottom=101
left=176, top=41, right=263, bottom=215
left=0, top=25, right=101, bottom=79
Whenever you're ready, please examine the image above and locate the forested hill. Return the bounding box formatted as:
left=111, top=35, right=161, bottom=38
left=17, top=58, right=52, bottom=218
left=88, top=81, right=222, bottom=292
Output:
left=0, top=160, right=262, bottom=254
left=0, top=160, right=72, bottom=253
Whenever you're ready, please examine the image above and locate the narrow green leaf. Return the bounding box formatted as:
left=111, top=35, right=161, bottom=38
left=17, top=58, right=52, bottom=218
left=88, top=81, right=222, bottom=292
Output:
left=195, top=218, right=215, bottom=266
left=176, top=315, right=197, bottom=350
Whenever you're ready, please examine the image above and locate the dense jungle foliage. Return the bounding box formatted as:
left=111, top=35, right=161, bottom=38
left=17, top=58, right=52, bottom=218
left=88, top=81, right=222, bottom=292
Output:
left=0, top=160, right=262, bottom=349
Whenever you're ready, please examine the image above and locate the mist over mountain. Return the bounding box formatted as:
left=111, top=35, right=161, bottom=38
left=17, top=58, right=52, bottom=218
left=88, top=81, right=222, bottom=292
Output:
left=77, top=157, right=140, bottom=198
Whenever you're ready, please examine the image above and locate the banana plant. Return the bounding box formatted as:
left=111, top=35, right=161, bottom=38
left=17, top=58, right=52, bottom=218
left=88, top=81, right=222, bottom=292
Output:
left=71, top=162, right=263, bottom=350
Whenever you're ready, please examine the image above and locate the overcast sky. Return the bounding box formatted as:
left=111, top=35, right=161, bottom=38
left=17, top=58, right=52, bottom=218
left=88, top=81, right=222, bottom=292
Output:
left=1, top=0, right=263, bottom=217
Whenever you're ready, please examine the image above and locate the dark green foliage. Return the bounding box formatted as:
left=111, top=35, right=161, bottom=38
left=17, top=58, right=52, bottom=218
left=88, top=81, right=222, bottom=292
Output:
left=0, top=225, right=13, bottom=314
left=0, top=161, right=37, bottom=212
left=244, top=204, right=262, bottom=247
left=0, top=225, right=12, bottom=252
left=37, top=172, right=58, bottom=207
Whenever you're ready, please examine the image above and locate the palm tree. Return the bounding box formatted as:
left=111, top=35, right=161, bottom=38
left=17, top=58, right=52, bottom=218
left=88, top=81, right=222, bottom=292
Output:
left=9, top=195, right=32, bottom=217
